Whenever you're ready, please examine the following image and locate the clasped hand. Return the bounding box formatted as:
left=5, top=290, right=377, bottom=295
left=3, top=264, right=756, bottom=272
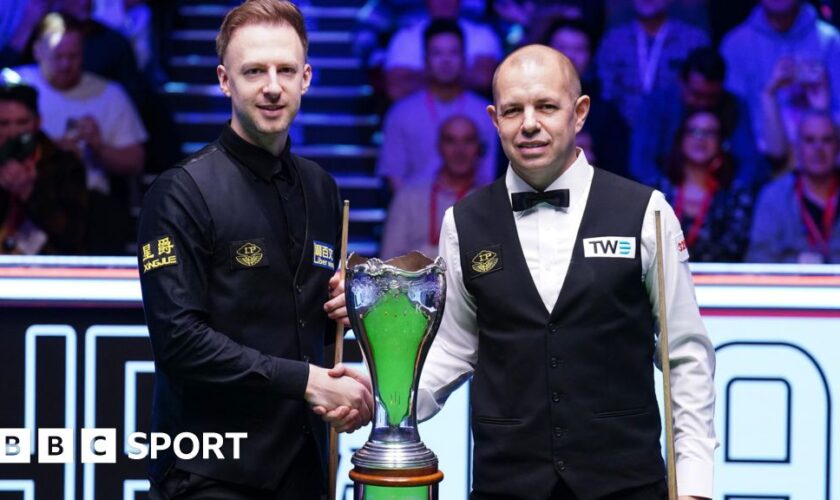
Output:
left=305, top=363, right=373, bottom=433
left=308, top=271, right=372, bottom=432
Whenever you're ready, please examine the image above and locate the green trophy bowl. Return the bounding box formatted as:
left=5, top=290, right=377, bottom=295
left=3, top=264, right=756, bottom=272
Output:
left=345, top=252, right=446, bottom=500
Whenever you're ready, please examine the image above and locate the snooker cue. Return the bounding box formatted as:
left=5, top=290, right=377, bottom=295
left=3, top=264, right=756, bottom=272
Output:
left=655, top=210, right=678, bottom=500
left=328, top=200, right=350, bottom=500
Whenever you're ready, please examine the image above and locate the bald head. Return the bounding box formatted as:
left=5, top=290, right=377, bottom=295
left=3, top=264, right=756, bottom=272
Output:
left=486, top=43, right=590, bottom=190
left=491, top=44, right=581, bottom=104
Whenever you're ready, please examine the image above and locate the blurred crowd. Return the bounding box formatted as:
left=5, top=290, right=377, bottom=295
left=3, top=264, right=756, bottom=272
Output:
left=375, top=0, right=840, bottom=264
left=0, top=0, right=177, bottom=255
left=1, top=0, right=840, bottom=264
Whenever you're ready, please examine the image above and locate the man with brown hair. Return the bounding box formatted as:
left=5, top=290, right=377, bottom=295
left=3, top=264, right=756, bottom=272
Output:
left=138, top=1, right=372, bottom=498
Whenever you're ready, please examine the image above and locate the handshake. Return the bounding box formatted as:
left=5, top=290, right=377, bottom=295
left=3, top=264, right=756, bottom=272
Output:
left=304, top=363, right=373, bottom=434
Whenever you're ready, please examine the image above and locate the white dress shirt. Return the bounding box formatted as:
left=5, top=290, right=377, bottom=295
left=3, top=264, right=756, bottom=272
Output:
left=418, top=151, right=717, bottom=498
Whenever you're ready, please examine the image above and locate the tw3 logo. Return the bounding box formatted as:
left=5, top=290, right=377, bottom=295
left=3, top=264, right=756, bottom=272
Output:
left=582, top=237, right=636, bottom=259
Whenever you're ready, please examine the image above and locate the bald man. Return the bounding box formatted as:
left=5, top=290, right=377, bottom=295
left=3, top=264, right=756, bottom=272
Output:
left=417, top=45, right=716, bottom=499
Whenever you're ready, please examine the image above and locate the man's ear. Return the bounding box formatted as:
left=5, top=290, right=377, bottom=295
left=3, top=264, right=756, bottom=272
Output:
left=574, top=94, right=590, bottom=134
left=487, top=104, right=500, bottom=133
left=301, top=63, right=312, bottom=95
left=217, top=64, right=231, bottom=97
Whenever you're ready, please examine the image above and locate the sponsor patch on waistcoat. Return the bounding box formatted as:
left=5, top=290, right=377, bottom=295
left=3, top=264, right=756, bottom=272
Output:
left=141, top=236, right=178, bottom=273
left=467, top=244, right=503, bottom=279
left=582, top=236, right=636, bottom=259
left=230, top=239, right=269, bottom=270
left=312, top=240, right=335, bottom=270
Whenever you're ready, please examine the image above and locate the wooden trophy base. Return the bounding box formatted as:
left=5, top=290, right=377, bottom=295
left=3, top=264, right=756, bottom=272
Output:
left=349, top=466, right=444, bottom=500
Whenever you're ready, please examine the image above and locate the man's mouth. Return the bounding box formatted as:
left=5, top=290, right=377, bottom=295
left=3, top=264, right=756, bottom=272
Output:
left=517, top=141, right=549, bottom=152
left=257, top=104, right=285, bottom=117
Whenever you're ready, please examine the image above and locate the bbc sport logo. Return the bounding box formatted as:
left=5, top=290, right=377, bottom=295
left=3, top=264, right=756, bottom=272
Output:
left=0, top=429, right=247, bottom=463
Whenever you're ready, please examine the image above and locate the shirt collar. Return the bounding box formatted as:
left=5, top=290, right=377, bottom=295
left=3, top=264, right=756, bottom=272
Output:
left=218, top=123, right=292, bottom=183
left=506, top=148, right=593, bottom=211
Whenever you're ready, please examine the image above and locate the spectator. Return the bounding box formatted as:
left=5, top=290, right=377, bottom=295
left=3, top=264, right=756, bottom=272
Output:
left=377, top=20, right=498, bottom=192
left=14, top=12, right=147, bottom=195
left=545, top=17, right=630, bottom=178
left=631, top=46, right=766, bottom=187
left=721, top=0, right=840, bottom=161
left=383, top=0, right=502, bottom=100
left=747, top=112, right=840, bottom=263
left=0, top=83, right=88, bottom=255
left=58, top=0, right=185, bottom=175
left=759, top=48, right=834, bottom=169
left=659, top=109, right=754, bottom=262
left=380, top=115, right=484, bottom=258
left=51, top=0, right=146, bottom=103
left=595, top=0, right=709, bottom=125
left=19, top=2, right=181, bottom=174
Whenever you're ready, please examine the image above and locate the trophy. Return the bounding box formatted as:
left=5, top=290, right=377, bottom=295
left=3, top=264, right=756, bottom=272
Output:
left=345, top=252, right=446, bottom=500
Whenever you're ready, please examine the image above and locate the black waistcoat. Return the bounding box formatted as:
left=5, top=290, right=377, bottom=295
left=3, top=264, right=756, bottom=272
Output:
left=152, top=143, right=340, bottom=489
left=453, top=168, right=664, bottom=500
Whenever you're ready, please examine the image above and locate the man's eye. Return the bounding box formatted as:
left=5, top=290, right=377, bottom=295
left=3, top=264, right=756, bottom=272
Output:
left=502, top=108, right=520, bottom=116
left=245, top=68, right=263, bottom=75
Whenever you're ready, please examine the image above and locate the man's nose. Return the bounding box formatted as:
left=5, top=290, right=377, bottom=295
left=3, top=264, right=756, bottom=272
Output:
left=263, top=70, right=282, bottom=96
left=521, top=108, right=540, bottom=135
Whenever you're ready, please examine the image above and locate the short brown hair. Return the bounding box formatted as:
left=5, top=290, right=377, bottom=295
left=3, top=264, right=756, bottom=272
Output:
left=216, top=0, right=308, bottom=63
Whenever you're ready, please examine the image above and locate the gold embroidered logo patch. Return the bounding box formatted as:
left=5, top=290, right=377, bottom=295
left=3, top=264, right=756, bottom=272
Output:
left=235, top=242, right=264, bottom=267
left=141, top=236, right=178, bottom=274
left=472, top=249, right=499, bottom=274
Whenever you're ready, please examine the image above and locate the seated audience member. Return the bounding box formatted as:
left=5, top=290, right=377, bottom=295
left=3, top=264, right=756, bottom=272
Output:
left=595, top=0, right=709, bottom=126
left=53, top=0, right=182, bottom=173
left=0, top=83, right=88, bottom=255
left=380, top=115, right=483, bottom=259
left=631, top=47, right=765, bottom=187
left=14, top=12, right=147, bottom=196
left=748, top=112, right=840, bottom=263
left=377, top=20, right=498, bottom=192
left=52, top=0, right=145, bottom=103
left=721, top=0, right=840, bottom=159
left=660, top=110, right=754, bottom=262
left=759, top=53, right=833, bottom=169
left=383, top=0, right=502, bottom=100
left=544, top=17, right=629, bottom=178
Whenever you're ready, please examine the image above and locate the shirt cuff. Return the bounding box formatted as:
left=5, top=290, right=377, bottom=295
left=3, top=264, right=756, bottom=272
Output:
left=416, top=387, right=442, bottom=423
left=676, top=455, right=714, bottom=498
left=270, top=358, right=310, bottom=399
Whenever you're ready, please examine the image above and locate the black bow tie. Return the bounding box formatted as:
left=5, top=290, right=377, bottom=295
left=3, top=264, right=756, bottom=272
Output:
left=511, top=189, right=570, bottom=212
